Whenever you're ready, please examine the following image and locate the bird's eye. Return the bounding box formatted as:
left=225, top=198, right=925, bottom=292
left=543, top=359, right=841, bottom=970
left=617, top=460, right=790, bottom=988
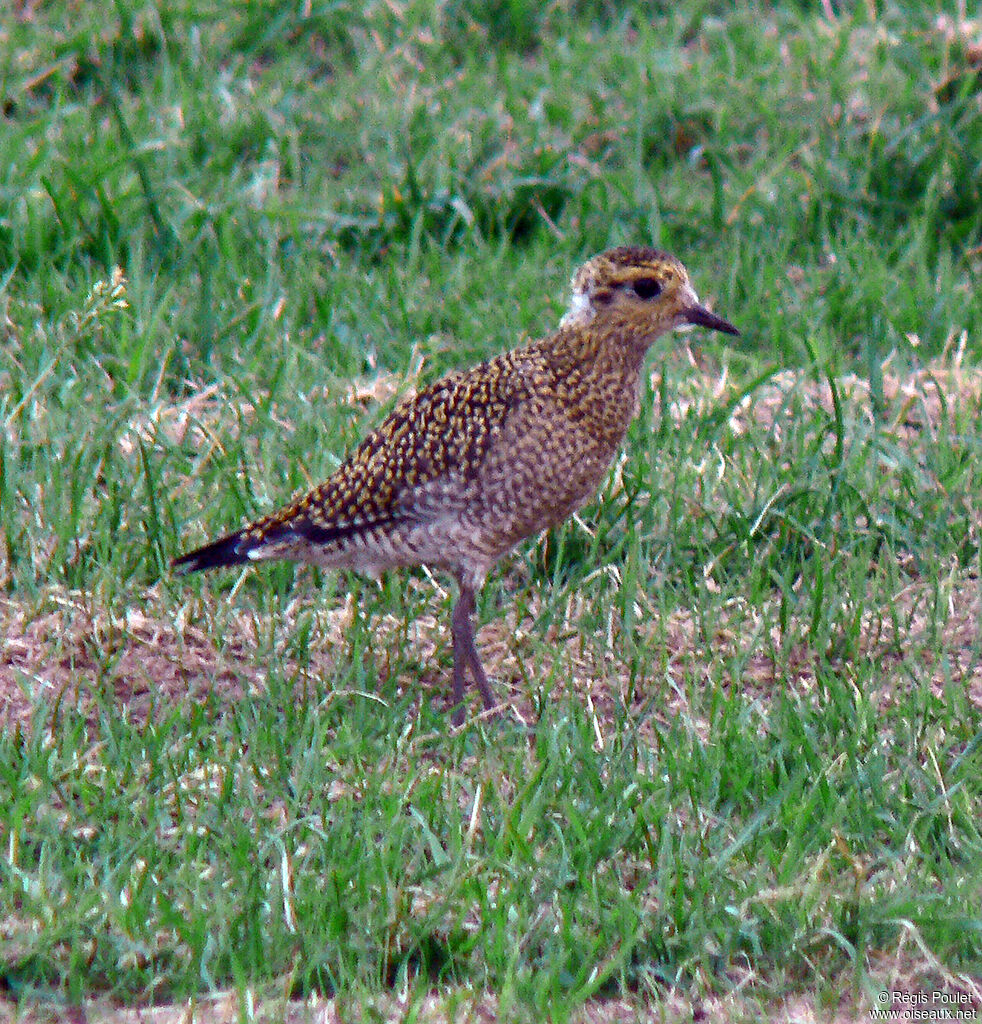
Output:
left=632, top=277, right=662, bottom=300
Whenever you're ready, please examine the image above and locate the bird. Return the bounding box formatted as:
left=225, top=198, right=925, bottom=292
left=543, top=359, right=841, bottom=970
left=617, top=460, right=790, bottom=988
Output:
left=172, top=246, right=738, bottom=725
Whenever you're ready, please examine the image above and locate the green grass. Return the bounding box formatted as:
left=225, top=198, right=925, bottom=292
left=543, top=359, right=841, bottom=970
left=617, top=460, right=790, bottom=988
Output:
left=1, top=0, right=981, bottom=1019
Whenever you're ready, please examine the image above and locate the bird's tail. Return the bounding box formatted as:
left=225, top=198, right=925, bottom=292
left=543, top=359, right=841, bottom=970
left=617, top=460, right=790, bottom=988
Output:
left=171, top=530, right=252, bottom=575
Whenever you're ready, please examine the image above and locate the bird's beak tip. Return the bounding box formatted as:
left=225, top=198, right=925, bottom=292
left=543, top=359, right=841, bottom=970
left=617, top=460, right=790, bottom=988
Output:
left=684, top=304, right=739, bottom=337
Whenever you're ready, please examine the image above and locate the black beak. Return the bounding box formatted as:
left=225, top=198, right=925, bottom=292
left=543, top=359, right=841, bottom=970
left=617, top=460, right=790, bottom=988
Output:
left=684, top=304, right=739, bottom=336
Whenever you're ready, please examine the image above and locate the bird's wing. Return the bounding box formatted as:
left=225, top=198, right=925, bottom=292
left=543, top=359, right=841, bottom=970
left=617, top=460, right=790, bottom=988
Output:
left=238, top=353, right=532, bottom=551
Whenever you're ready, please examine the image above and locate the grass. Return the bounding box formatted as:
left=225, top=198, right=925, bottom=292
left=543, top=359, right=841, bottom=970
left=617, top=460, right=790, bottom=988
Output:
left=1, top=0, right=981, bottom=1020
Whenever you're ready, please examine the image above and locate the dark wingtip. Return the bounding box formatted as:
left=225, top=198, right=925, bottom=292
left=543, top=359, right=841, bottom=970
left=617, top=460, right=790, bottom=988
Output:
left=171, top=532, right=250, bottom=575
left=684, top=304, right=739, bottom=337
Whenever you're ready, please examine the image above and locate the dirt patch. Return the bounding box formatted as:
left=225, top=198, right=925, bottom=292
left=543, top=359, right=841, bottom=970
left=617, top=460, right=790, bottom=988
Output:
left=2, top=564, right=978, bottom=741
left=0, top=589, right=353, bottom=734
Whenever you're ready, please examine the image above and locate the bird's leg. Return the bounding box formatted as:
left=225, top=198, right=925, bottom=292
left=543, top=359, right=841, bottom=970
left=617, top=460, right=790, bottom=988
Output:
left=450, top=593, right=469, bottom=727
left=450, top=585, right=497, bottom=725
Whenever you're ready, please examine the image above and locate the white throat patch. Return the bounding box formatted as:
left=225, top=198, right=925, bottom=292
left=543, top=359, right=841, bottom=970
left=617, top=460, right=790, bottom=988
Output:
left=560, top=288, right=595, bottom=328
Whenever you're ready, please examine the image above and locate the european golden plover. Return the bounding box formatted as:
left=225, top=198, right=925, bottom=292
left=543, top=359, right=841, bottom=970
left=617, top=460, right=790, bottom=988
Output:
left=173, top=246, right=738, bottom=724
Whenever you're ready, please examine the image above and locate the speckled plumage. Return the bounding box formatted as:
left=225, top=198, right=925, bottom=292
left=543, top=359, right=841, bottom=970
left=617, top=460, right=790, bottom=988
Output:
left=173, top=246, right=738, bottom=724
